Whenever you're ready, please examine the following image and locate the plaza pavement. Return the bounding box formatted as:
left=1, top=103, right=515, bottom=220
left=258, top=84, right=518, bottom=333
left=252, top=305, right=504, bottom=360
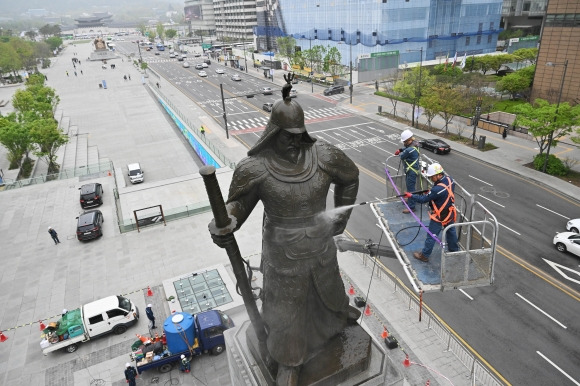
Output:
left=0, top=40, right=579, bottom=386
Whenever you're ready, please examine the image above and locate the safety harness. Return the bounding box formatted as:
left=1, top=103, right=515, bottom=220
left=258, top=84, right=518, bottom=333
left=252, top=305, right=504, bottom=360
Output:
left=428, top=175, right=456, bottom=226
left=403, top=146, right=420, bottom=175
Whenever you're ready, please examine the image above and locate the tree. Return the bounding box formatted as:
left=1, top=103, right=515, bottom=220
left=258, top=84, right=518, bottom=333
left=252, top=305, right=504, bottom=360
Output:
left=495, top=72, right=531, bottom=99
left=419, top=89, right=439, bottom=130
left=429, top=85, right=467, bottom=133
left=0, top=114, right=31, bottom=168
left=29, top=117, right=68, bottom=173
left=512, top=48, right=538, bottom=65
left=0, top=42, right=22, bottom=76
left=473, top=55, right=494, bottom=75
left=513, top=99, right=580, bottom=155
left=489, top=54, right=514, bottom=74
left=276, top=36, right=296, bottom=58
left=44, top=36, right=62, bottom=51
left=38, top=24, right=60, bottom=37
left=147, top=29, right=157, bottom=42
left=393, top=66, right=435, bottom=127
left=156, top=22, right=165, bottom=42
left=166, top=29, right=177, bottom=40
left=25, top=30, right=37, bottom=41
left=9, top=38, right=35, bottom=70
left=323, top=46, right=341, bottom=75
left=137, top=23, right=147, bottom=37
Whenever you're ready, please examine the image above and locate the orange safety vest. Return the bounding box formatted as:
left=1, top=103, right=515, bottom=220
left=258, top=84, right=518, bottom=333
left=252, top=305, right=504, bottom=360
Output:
left=428, top=176, right=457, bottom=226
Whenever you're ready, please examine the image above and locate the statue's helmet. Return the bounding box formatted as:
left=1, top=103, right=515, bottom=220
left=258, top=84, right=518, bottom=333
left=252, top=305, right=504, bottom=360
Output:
left=248, top=98, right=315, bottom=156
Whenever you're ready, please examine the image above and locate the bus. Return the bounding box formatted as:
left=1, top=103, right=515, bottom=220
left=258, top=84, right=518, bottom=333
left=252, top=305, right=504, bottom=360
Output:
left=156, top=43, right=165, bottom=51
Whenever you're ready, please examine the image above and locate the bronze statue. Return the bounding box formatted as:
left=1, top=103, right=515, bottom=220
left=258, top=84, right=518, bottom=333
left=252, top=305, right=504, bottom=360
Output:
left=94, top=37, right=106, bottom=51
left=210, top=74, right=360, bottom=385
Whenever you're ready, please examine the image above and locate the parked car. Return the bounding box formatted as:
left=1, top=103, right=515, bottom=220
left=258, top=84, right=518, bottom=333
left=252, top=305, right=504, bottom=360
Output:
left=76, top=210, right=104, bottom=241
left=198, top=71, right=207, bottom=77
left=195, top=63, right=204, bottom=70
left=231, top=74, right=241, bottom=81
left=419, top=139, right=451, bottom=154
left=263, top=102, right=274, bottom=112
left=79, top=183, right=103, bottom=208
left=323, top=85, right=345, bottom=96
left=567, top=219, right=580, bottom=233
left=182, top=62, right=190, bottom=68
left=289, top=89, right=297, bottom=98
left=215, top=68, right=225, bottom=74
left=553, top=232, right=580, bottom=257
left=262, top=87, right=273, bottom=95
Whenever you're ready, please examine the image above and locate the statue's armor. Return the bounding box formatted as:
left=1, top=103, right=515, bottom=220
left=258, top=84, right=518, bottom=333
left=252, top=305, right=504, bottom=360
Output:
left=227, top=141, right=359, bottom=366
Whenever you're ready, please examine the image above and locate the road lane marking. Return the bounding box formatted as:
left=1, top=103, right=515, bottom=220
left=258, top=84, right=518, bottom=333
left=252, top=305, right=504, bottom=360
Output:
left=497, top=222, right=521, bottom=235
left=537, top=351, right=579, bottom=385
left=477, top=194, right=505, bottom=208
left=459, top=289, right=473, bottom=300
left=543, top=259, right=580, bottom=285
left=469, top=175, right=493, bottom=186
left=536, top=204, right=570, bottom=219
left=515, top=293, right=567, bottom=329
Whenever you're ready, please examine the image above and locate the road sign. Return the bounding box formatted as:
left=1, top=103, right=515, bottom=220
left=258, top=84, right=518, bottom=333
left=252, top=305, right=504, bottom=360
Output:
left=202, top=43, right=212, bottom=49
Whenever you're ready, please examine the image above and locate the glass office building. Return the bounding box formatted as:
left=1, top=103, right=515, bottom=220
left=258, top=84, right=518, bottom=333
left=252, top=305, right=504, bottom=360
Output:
left=255, top=0, right=503, bottom=66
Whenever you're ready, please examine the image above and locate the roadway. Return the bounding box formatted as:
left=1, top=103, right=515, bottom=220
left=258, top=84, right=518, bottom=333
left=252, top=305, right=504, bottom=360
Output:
left=117, top=41, right=580, bottom=385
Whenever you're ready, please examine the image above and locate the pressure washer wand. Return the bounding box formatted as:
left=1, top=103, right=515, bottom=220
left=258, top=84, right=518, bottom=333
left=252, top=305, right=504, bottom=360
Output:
left=357, top=190, right=429, bottom=206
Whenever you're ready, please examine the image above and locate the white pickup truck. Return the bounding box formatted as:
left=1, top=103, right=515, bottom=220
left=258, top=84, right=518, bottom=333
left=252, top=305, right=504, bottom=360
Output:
left=41, top=295, right=139, bottom=354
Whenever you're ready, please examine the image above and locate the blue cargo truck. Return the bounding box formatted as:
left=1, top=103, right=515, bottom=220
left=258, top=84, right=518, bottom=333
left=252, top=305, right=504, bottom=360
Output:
left=131, top=310, right=234, bottom=374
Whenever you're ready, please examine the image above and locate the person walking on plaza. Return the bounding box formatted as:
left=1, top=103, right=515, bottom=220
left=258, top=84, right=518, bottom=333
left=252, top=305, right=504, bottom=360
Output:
left=145, top=304, right=156, bottom=329
left=395, top=129, right=421, bottom=213
left=404, top=163, right=459, bottom=263
left=66, top=71, right=69, bottom=77
left=180, top=354, right=191, bottom=373
left=48, top=227, right=60, bottom=245
left=128, top=74, right=131, bottom=80
left=200, top=125, right=205, bottom=135
left=124, top=363, right=138, bottom=386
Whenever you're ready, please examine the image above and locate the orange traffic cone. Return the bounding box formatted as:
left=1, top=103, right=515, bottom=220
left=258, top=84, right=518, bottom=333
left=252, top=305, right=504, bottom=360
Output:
left=136, top=333, right=148, bottom=343
left=0, top=331, right=7, bottom=342
left=348, top=285, right=355, bottom=295
left=381, top=326, right=388, bottom=339
left=39, top=320, right=46, bottom=331
left=107, top=170, right=111, bottom=176
left=147, top=286, right=153, bottom=297
left=154, top=332, right=160, bottom=342
left=425, top=380, right=430, bottom=386
left=403, top=354, right=411, bottom=367
left=364, top=304, right=372, bottom=316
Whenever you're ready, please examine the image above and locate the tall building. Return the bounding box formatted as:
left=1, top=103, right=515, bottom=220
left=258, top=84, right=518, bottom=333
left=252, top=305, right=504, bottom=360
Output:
left=501, top=0, right=548, bottom=32
left=184, top=0, right=216, bottom=38
left=531, top=0, right=579, bottom=105
left=254, top=0, right=503, bottom=66
left=214, top=0, right=256, bottom=42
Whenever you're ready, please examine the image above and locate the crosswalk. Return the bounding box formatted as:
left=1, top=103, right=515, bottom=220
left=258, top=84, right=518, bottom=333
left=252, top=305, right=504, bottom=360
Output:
left=227, top=107, right=353, bottom=132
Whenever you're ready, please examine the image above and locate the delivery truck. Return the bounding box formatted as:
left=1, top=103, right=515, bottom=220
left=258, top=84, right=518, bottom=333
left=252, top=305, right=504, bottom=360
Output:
left=131, top=310, right=234, bottom=374
left=40, top=295, right=139, bottom=354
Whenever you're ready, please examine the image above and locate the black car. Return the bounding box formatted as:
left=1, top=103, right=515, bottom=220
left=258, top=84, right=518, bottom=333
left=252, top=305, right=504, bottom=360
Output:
left=79, top=183, right=103, bottom=208
left=419, top=139, right=451, bottom=154
left=263, top=103, right=274, bottom=112
left=323, top=85, right=345, bottom=96
left=76, top=210, right=104, bottom=241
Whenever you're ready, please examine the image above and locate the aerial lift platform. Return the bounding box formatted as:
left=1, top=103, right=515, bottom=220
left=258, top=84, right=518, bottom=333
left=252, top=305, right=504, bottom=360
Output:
left=368, top=155, right=499, bottom=293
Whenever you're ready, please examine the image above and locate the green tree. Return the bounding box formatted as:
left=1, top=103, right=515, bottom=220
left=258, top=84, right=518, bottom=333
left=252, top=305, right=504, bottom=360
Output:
left=513, top=99, right=580, bottom=155
left=137, top=23, right=147, bottom=37
left=0, top=42, right=22, bottom=75
left=147, top=29, right=157, bottom=42
left=512, top=48, right=538, bottom=65
left=44, top=36, right=63, bottom=51
left=418, top=88, right=439, bottom=130
left=474, top=55, right=494, bottom=75
left=495, top=72, right=531, bottom=99
left=38, top=24, right=60, bottom=37
left=323, top=46, right=341, bottom=75
left=156, top=22, right=165, bottom=42
left=430, top=85, right=467, bottom=133
left=393, top=66, right=435, bottom=127
left=166, top=29, right=177, bottom=40
left=0, top=114, right=31, bottom=168
left=276, top=36, right=296, bottom=64
left=29, top=117, right=68, bottom=173
left=25, top=30, right=37, bottom=41
left=9, top=38, right=35, bottom=69
left=34, top=41, right=52, bottom=60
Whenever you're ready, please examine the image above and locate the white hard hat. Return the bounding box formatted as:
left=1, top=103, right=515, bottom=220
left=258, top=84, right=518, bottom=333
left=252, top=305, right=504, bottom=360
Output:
left=62, top=309, right=67, bottom=314
left=181, top=354, right=185, bottom=359
left=147, top=304, right=152, bottom=308
left=401, top=129, right=413, bottom=142
left=126, top=362, right=131, bottom=367
left=48, top=227, right=52, bottom=230
left=426, top=163, right=444, bottom=177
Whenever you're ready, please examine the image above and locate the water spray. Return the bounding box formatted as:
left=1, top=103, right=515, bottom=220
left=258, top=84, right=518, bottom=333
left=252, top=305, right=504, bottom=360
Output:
left=357, top=190, right=429, bottom=206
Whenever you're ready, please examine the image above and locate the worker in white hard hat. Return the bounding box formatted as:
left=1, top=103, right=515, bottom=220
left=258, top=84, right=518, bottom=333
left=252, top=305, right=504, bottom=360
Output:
left=180, top=354, right=191, bottom=373
left=395, top=129, right=421, bottom=213
left=403, top=163, right=459, bottom=262
left=124, top=362, right=138, bottom=386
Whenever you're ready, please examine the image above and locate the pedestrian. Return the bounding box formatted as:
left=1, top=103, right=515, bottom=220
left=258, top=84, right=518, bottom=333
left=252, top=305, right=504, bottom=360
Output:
left=48, top=227, right=60, bottom=245
left=66, top=71, right=69, bottom=77
left=80, top=70, right=83, bottom=75
left=156, top=82, right=160, bottom=88
left=200, top=125, right=205, bottom=135
left=404, top=163, right=459, bottom=263
left=145, top=304, right=156, bottom=329
left=502, top=128, right=507, bottom=140
left=124, top=75, right=127, bottom=81
left=180, top=354, right=191, bottom=373
left=74, top=71, right=77, bottom=76
left=128, top=74, right=131, bottom=80
left=44, top=75, right=48, bottom=80
left=79, top=60, right=81, bottom=65
left=124, top=363, right=138, bottom=386
left=395, top=129, right=421, bottom=213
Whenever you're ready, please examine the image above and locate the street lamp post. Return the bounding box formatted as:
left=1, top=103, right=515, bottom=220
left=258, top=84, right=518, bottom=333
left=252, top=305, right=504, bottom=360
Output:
left=406, top=47, right=423, bottom=128
left=472, top=96, right=482, bottom=146
left=310, top=37, right=313, bottom=93
left=349, top=41, right=353, bottom=104
left=542, top=59, right=568, bottom=173
left=220, top=83, right=259, bottom=139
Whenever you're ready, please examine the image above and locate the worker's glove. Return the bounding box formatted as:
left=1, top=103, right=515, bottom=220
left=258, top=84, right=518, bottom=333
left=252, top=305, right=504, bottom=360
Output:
left=394, top=149, right=401, bottom=156
left=403, top=192, right=413, bottom=199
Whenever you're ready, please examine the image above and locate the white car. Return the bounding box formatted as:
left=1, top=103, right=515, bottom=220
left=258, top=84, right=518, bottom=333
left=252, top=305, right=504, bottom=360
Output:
left=198, top=71, right=207, bottom=77
left=566, top=218, right=580, bottom=233
left=215, top=68, right=225, bottom=74
left=182, top=62, right=190, bottom=68
left=289, top=89, right=297, bottom=98
left=553, top=232, right=580, bottom=257
left=202, top=63, right=208, bottom=68
left=262, top=87, right=273, bottom=95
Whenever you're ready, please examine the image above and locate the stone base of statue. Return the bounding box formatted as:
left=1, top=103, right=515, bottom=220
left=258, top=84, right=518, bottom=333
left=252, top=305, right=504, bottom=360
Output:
left=89, top=50, right=118, bottom=61
left=225, top=320, right=386, bottom=386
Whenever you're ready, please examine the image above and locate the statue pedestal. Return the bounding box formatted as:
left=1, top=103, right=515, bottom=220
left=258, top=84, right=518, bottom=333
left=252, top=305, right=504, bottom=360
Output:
left=225, top=320, right=386, bottom=386
left=89, top=50, right=119, bottom=61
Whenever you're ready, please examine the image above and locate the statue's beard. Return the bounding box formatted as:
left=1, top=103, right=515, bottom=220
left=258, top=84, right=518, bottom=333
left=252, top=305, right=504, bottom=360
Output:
left=286, top=147, right=300, bottom=164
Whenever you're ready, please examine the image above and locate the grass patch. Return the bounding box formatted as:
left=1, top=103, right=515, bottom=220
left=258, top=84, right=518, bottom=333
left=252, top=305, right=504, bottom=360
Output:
left=492, top=99, right=526, bottom=113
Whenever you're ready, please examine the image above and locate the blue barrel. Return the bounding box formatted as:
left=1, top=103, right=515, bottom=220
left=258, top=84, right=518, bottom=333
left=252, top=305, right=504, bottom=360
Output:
left=163, top=312, right=196, bottom=353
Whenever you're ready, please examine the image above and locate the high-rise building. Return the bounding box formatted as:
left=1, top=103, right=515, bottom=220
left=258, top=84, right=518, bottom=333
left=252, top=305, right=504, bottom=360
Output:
left=214, top=0, right=256, bottom=42
left=531, top=1, right=579, bottom=104
left=254, top=0, right=503, bottom=66
left=501, top=0, right=548, bottom=33
left=184, top=0, right=216, bottom=38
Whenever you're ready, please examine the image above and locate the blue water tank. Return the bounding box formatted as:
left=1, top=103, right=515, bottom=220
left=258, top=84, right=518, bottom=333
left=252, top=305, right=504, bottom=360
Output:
left=163, top=312, right=196, bottom=353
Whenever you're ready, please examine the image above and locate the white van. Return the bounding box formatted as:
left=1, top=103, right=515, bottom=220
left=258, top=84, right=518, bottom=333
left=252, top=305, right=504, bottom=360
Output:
left=127, top=163, right=144, bottom=184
